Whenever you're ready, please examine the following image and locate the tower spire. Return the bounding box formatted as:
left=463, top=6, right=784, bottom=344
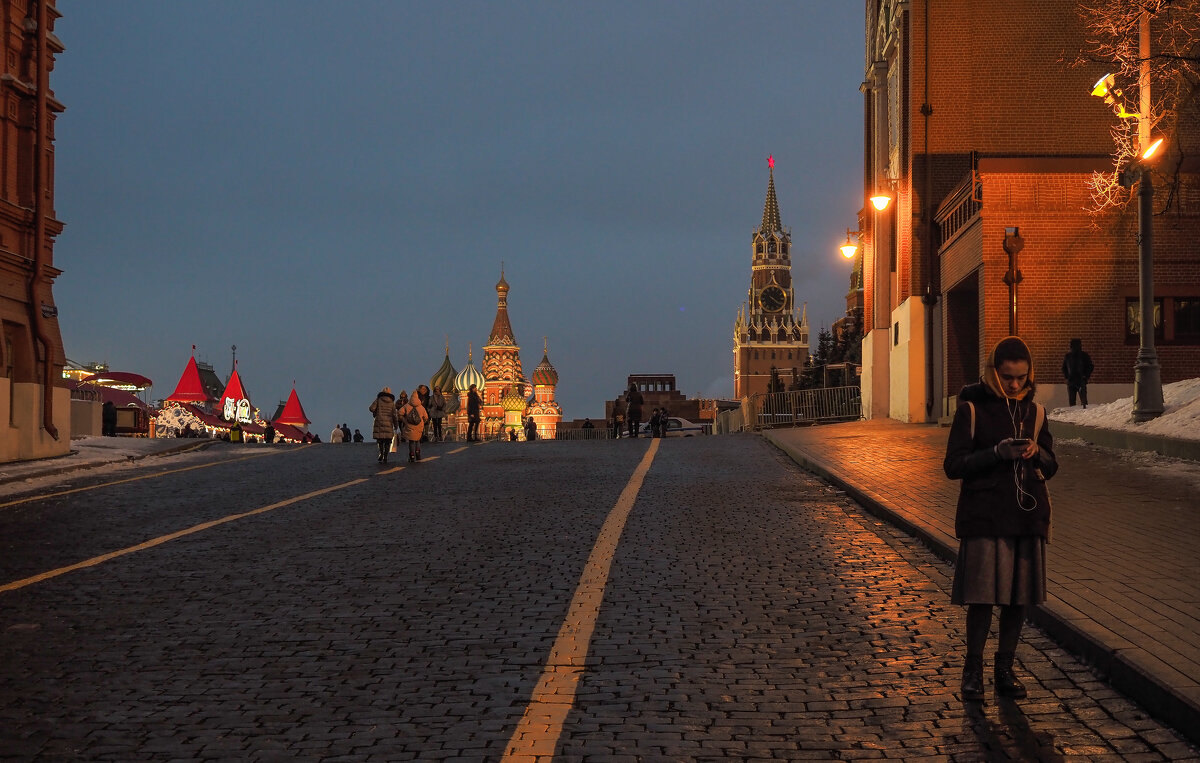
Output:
left=761, top=155, right=782, bottom=234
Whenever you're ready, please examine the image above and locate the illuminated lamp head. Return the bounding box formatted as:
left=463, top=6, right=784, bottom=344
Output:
left=870, top=195, right=891, bottom=211
left=1141, top=137, right=1164, bottom=160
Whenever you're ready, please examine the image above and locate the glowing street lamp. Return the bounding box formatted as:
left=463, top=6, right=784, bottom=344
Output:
left=1090, top=69, right=1165, bottom=421
left=840, top=229, right=858, bottom=259
left=869, top=194, right=891, bottom=211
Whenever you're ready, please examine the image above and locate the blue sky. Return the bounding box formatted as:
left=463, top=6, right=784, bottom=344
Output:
left=53, top=1, right=864, bottom=429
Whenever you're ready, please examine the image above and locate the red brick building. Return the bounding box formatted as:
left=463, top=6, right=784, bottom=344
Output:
left=860, top=0, right=1200, bottom=422
left=0, top=0, right=66, bottom=461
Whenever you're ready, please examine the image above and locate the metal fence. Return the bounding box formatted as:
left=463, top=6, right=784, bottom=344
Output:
left=746, top=386, right=862, bottom=430
left=555, top=428, right=614, bottom=441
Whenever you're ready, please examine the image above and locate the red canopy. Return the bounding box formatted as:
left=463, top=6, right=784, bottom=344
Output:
left=80, top=371, right=153, bottom=389
left=272, top=422, right=308, bottom=443
left=275, top=387, right=311, bottom=426
left=219, top=368, right=251, bottom=416
left=167, top=356, right=216, bottom=403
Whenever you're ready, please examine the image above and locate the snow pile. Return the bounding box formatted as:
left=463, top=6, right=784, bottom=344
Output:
left=1049, top=378, right=1200, bottom=442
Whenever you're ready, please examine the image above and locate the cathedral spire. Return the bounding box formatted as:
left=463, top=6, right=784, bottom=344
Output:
left=760, top=155, right=782, bottom=234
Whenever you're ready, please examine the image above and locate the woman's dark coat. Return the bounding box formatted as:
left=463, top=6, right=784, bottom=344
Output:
left=625, top=387, right=644, bottom=419
left=943, top=381, right=1058, bottom=539
left=368, top=391, right=398, bottom=440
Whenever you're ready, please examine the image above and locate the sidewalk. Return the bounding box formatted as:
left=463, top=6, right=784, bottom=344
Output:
left=764, top=419, right=1200, bottom=746
left=0, top=437, right=212, bottom=488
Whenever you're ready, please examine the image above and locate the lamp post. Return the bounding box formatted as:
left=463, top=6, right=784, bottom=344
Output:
left=1120, top=139, right=1166, bottom=421
left=1091, top=62, right=1165, bottom=422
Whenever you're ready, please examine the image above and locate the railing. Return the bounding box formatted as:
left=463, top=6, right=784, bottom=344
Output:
left=746, top=386, right=862, bottom=430
left=555, top=428, right=614, bottom=441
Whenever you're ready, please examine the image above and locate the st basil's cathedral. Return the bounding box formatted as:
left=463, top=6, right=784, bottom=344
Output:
left=427, top=270, right=563, bottom=440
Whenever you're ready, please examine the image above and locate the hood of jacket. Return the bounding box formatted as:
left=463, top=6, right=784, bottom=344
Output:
left=376, top=390, right=394, bottom=401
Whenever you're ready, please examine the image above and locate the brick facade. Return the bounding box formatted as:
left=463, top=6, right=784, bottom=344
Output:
left=862, top=0, right=1200, bottom=421
left=0, top=0, right=67, bottom=461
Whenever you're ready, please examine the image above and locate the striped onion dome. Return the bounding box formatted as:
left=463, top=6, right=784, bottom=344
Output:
left=430, top=351, right=457, bottom=393
left=455, top=350, right=485, bottom=392
left=501, top=384, right=527, bottom=412
left=532, top=352, right=558, bottom=386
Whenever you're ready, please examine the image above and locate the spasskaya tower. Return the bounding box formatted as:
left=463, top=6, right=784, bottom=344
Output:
left=733, top=157, right=809, bottom=398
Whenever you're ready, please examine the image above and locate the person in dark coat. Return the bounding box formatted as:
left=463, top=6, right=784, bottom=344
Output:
left=263, top=421, right=275, bottom=444
left=1061, top=338, right=1094, bottom=408
left=611, top=395, right=626, bottom=439
left=341, top=423, right=351, bottom=443
left=430, top=387, right=446, bottom=441
left=352, top=428, right=364, bottom=442
left=368, top=387, right=398, bottom=463
left=944, top=336, right=1058, bottom=702
left=101, top=401, right=117, bottom=437
left=466, top=384, right=482, bottom=442
left=625, top=383, right=644, bottom=438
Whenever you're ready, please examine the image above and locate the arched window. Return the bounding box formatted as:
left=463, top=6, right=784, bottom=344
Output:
left=768, top=241, right=776, bottom=253
left=756, top=243, right=763, bottom=254
left=753, top=350, right=759, bottom=360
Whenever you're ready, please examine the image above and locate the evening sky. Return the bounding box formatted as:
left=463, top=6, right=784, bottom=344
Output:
left=53, top=1, right=864, bottom=430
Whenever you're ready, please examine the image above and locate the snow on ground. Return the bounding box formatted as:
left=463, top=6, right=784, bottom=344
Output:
left=1049, top=377, right=1200, bottom=442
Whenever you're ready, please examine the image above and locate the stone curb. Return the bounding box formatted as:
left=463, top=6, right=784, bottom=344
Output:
left=0, top=440, right=217, bottom=487
left=1049, top=421, right=1200, bottom=462
left=763, top=429, right=1200, bottom=749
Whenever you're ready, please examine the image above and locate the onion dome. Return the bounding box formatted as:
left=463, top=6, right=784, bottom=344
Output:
left=455, top=347, right=485, bottom=392
left=532, top=353, right=558, bottom=386
left=501, top=384, right=526, bottom=412
left=431, top=349, right=457, bottom=393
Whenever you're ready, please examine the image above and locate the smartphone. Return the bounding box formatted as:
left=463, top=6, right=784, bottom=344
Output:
left=1010, top=438, right=1032, bottom=447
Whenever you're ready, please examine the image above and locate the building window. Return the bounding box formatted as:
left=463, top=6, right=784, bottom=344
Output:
left=1125, top=298, right=1164, bottom=345
left=1172, top=298, right=1200, bottom=344
left=756, top=243, right=763, bottom=254
left=768, top=241, right=776, bottom=254
left=753, top=350, right=758, bottom=360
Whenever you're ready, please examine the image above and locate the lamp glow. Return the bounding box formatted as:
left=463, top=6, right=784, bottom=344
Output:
left=1091, top=73, right=1114, bottom=98
left=840, top=229, right=858, bottom=259
left=1141, top=138, right=1164, bottom=160
left=870, top=194, right=891, bottom=211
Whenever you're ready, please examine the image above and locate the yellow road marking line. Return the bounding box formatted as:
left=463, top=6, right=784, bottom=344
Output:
left=447, top=446, right=468, bottom=454
left=0, top=477, right=367, bottom=594
left=502, top=439, right=659, bottom=760
left=377, top=466, right=405, bottom=475
left=0, top=446, right=300, bottom=512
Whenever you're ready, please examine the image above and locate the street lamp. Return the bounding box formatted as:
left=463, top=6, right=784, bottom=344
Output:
left=869, top=194, right=891, bottom=211
left=1118, top=136, right=1167, bottom=422
left=1090, top=69, right=1165, bottom=421
left=840, top=229, right=858, bottom=259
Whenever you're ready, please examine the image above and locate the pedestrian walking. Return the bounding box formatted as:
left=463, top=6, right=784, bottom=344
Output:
left=611, top=394, right=626, bottom=439
left=352, top=428, right=363, bottom=443
left=263, top=421, right=275, bottom=444
left=341, top=423, right=351, bottom=443
left=943, top=335, right=1058, bottom=702
left=524, top=415, right=537, bottom=441
left=368, top=387, right=398, bottom=464
left=102, top=401, right=117, bottom=437
left=1061, top=338, right=1094, bottom=408
left=466, top=384, right=482, bottom=441
left=330, top=424, right=345, bottom=443
left=625, top=383, right=644, bottom=438
left=430, top=387, right=446, bottom=441
left=397, top=393, right=429, bottom=462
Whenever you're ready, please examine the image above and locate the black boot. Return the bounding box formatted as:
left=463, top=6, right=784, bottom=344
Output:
left=961, top=655, right=985, bottom=701
left=994, top=652, right=1027, bottom=698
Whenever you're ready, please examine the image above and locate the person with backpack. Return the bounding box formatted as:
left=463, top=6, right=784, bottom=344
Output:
left=943, top=336, right=1058, bottom=702
left=397, top=390, right=429, bottom=462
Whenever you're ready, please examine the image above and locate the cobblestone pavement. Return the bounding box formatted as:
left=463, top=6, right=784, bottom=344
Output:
left=0, top=437, right=1197, bottom=760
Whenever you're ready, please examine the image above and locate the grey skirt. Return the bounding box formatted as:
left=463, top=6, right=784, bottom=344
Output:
left=951, top=535, right=1046, bottom=606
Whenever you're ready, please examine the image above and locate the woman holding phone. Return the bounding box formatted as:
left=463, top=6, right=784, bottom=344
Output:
left=943, top=336, right=1058, bottom=701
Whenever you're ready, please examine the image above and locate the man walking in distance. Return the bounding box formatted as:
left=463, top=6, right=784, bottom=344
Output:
left=1061, top=338, right=1094, bottom=408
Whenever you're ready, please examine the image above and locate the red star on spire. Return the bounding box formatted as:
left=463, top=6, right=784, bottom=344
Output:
left=768, top=155, right=774, bottom=170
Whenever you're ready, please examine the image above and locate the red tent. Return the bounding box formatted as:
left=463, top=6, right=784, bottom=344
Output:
left=218, top=367, right=252, bottom=419
left=275, top=387, right=311, bottom=427
left=166, top=356, right=216, bottom=403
